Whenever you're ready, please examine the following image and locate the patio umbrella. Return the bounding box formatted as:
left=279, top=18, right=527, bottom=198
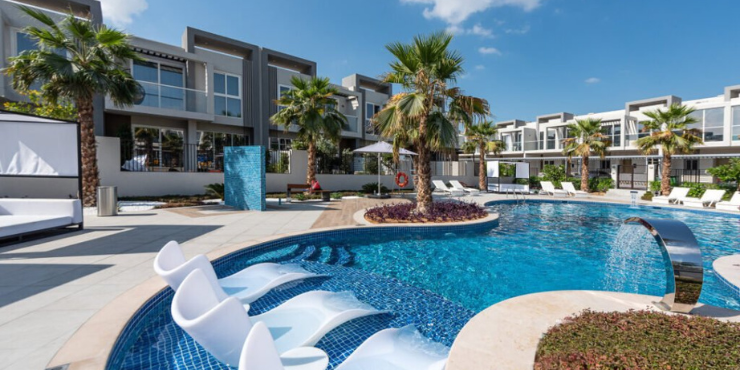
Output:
left=353, top=142, right=417, bottom=196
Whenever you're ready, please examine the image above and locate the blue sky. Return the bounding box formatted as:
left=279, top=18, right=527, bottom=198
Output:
left=101, top=0, right=740, bottom=122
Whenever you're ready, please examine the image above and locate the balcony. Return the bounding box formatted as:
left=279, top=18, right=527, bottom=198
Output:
left=342, top=115, right=359, bottom=134
left=134, top=81, right=208, bottom=114
left=365, top=119, right=378, bottom=136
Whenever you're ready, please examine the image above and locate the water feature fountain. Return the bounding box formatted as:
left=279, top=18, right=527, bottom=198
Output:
left=630, top=190, right=639, bottom=208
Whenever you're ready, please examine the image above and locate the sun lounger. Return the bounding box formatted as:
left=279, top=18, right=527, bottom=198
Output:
left=715, top=191, right=740, bottom=211
left=172, top=269, right=384, bottom=365
left=335, top=325, right=449, bottom=370
left=682, top=189, right=726, bottom=208
left=449, top=180, right=480, bottom=196
left=238, top=322, right=328, bottom=370
left=432, top=180, right=464, bottom=197
left=539, top=181, right=568, bottom=197
left=561, top=182, right=588, bottom=198
left=155, top=240, right=320, bottom=303
left=652, top=187, right=690, bottom=204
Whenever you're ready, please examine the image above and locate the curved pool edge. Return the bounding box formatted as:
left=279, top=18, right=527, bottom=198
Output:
left=714, top=255, right=740, bottom=296
left=46, top=213, right=500, bottom=370
left=446, top=290, right=740, bottom=370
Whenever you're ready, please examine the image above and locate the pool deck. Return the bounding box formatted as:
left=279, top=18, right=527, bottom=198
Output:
left=0, top=192, right=738, bottom=370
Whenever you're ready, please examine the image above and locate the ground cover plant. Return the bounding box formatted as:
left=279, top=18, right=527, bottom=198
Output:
left=534, top=309, right=740, bottom=370
left=119, top=194, right=216, bottom=208
left=364, top=201, right=487, bottom=223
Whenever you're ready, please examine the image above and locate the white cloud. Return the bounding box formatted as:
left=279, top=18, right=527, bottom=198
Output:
left=475, top=64, right=486, bottom=70
left=446, top=23, right=494, bottom=38
left=585, top=77, right=600, bottom=84
left=98, top=0, right=148, bottom=27
left=401, top=0, right=542, bottom=25
left=505, top=24, right=530, bottom=35
left=478, top=47, right=502, bottom=55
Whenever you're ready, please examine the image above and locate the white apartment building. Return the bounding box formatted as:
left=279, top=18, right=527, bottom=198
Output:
left=485, top=85, right=740, bottom=190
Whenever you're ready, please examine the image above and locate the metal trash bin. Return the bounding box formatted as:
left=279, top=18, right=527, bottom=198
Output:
left=97, top=186, right=118, bottom=217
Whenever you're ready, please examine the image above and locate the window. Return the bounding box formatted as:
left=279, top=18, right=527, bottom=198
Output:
left=544, top=160, right=555, bottom=166
left=196, top=131, right=248, bottom=171
left=133, top=60, right=185, bottom=110
left=602, top=121, right=621, bottom=147
left=546, top=128, right=556, bottom=150
left=733, top=106, right=740, bottom=141
left=539, top=132, right=544, bottom=150
left=13, top=31, right=44, bottom=90
left=214, top=72, right=242, bottom=117
left=702, top=108, right=724, bottom=142
left=600, top=160, right=611, bottom=170
left=277, top=84, right=292, bottom=111
left=365, top=103, right=381, bottom=135
left=131, top=126, right=184, bottom=171
left=685, top=159, right=699, bottom=171
left=269, top=137, right=293, bottom=151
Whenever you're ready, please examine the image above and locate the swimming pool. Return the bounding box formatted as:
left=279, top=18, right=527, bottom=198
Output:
left=110, top=200, right=740, bottom=370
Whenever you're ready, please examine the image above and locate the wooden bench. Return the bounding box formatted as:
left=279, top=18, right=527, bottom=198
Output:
left=286, top=183, right=332, bottom=202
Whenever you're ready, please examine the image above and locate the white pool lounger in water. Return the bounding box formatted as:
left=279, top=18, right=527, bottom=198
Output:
left=239, top=322, right=328, bottom=370
left=154, top=240, right=321, bottom=303
left=335, top=325, right=449, bottom=370
left=172, top=269, right=384, bottom=366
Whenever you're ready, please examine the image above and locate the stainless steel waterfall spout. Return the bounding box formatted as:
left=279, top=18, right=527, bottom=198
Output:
left=624, top=218, right=703, bottom=313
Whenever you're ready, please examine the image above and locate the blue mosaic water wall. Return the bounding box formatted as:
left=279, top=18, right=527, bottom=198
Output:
left=224, top=146, right=266, bottom=211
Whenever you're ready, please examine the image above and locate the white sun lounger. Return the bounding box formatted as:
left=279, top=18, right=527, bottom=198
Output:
left=682, top=189, right=726, bottom=208
left=432, top=180, right=465, bottom=197
left=652, top=187, right=690, bottom=204
left=715, top=191, right=740, bottom=211
left=335, top=325, right=449, bottom=370
left=540, top=181, right=568, bottom=197
left=449, top=180, right=480, bottom=196
left=239, top=322, right=328, bottom=370
left=155, top=240, right=320, bottom=303
left=172, top=269, right=384, bottom=365
left=561, top=182, right=588, bottom=198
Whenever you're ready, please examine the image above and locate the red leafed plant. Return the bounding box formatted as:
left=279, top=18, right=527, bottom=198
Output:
left=364, top=201, right=487, bottom=224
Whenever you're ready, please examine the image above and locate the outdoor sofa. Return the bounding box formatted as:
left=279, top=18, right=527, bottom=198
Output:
left=0, top=198, right=82, bottom=239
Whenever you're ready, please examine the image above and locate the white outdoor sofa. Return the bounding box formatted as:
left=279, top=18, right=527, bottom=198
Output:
left=0, top=199, right=82, bottom=239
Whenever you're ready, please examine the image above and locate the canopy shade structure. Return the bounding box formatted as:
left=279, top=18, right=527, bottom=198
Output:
left=0, top=112, right=80, bottom=177
left=353, top=142, right=417, bottom=197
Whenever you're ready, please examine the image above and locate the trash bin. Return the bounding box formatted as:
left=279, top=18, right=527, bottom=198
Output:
left=97, top=186, right=118, bottom=217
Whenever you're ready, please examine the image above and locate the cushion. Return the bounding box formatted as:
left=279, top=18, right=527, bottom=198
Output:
left=0, top=215, right=72, bottom=238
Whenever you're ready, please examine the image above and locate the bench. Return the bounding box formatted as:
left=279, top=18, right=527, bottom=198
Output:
left=286, top=184, right=332, bottom=202
left=0, top=199, right=83, bottom=240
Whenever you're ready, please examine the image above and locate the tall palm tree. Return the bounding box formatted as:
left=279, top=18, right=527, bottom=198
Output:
left=377, top=32, right=463, bottom=213
left=5, top=7, right=140, bottom=206
left=636, top=104, right=703, bottom=196
left=561, top=118, right=611, bottom=192
left=447, top=88, right=490, bottom=131
left=462, top=121, right=505, bottom=191
left=271, top=76, right=346, bottom=184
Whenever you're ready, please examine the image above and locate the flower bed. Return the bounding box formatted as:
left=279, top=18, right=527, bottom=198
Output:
left=534, top=309, right=740, bottom=370
left=364, top=201, right=488, bottom=224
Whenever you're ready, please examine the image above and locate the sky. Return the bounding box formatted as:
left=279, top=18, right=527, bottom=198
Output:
left=98, top=0, right=740, bottom=122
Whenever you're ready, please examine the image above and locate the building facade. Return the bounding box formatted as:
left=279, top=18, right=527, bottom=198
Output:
left=0, top=0, right=392, bottom=174
left=484, top=85, right=740, bottom=190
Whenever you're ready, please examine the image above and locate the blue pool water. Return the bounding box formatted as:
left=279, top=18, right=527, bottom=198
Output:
left=111, top=201, right=740, bottom=369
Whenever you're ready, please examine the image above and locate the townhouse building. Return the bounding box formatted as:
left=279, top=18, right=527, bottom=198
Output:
left=487, top=85, right=740, bottom=190
left=0, top=0, right=392, bottom=174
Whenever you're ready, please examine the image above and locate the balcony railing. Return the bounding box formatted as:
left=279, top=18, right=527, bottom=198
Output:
left=365, top=119, right=378, bottom=136
left=135, top=81, right=208, bottom=114
left=343, top=115, right=359, bottom=133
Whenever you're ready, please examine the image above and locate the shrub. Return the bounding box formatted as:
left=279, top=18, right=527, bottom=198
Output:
left=330, top=192, right=342, bottom=200
left=362, top=182, right=390, bottom=194
left=365, top=201, right=487, bottom=223
left=541, top=165, right=566, bottom=188
left=564, top=177, right=581, bottom=190
left=588, top=177, right=613, bottom=193
left=641, top=191, right=653, bottom=201
left=293, top=193, right=307, bottom=201
left=535, top=309, right=740, bottom=370
left=528, top=176, right=543, bottom=189
left=204, top=183, right=224, bottom=199
left=649, top=180, right=661, bottom=192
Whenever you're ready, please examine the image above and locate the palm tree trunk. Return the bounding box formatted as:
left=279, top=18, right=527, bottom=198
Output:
left=77, top=98, right=100, bottom=207
left=661, top=153, right=672, bottom=196
left=307, top=140, right=317, bottom=184
left=416, top=117, right=432, bottom=214
left=478, top=143, right=486, bottom=191
left=581, top=155, right=589, bottom=192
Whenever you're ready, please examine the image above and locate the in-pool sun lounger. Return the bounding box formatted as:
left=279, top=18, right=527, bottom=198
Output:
left=171, top=269, right=384, bottom=365
left=155, top=240, right=320, bottom=303
left=238, top=322, right=328, bottom=370
left=334, top=325, right=449, bottom=370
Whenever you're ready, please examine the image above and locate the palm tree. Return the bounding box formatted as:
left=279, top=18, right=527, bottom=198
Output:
left=462, top=121, right=505, bottom=190
left=4, top=7, right=140, bottom=206
left=561, top=118, right=611, bottom=192
left=377, top=32, right=463, bottom=214
left=271, top=76, right=346, bottom=184
left=448, top=88, right=490, bottom=131
left=636, top=104, right=703, bottom=196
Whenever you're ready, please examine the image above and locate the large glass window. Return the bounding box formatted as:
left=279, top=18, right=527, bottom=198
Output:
left=602, top=121, right=621, bottom=147
left=732, top=106, right=740, bottom=141
left=269, top=137, right=293, bottom=151
left=277, top=85, right=292, bottom=112
left=196, top=131, right=247, bottom=171
left=703, top=108, right=724, bottom=142
left=546, top=128, right=556, bottom=150
left=365, top=103, right=381, bottom=135
left=132, top=60, right=185, bottom=110
left=214, top=72, right=242, bottom=117
left=130, top=126, right=184, bottom=171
